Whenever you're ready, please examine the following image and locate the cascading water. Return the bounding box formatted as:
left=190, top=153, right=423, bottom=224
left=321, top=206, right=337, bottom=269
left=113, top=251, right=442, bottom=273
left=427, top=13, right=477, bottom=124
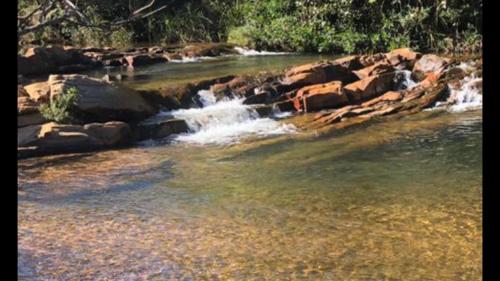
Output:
left=394, top=70, right=418, bottom=90
left=431, top=61, right=482, bottom=112
left=163, top=90, right=295, bottom=145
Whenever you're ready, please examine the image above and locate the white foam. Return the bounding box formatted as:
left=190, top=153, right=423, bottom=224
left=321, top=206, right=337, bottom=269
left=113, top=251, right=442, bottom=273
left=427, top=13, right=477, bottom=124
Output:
left=169, top=56, right=217, bottom=63
left=447, top=76, right=482, bottom=112
left=234, top=47, right=291, bottom=56
left=166, top=91, right=295, bottom=145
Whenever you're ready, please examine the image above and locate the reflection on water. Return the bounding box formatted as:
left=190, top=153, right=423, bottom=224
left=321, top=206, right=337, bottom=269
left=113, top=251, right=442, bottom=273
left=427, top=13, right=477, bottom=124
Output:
left=18, top=110, right=482, bottom=281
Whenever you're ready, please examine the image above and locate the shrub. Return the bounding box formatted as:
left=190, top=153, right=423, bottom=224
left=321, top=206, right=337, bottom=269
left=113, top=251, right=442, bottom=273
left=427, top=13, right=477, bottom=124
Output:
left=39, top=87, right=79, bottom=124
left=227, top=26, right=253, bottom=48
left=110, top=27, right=134, bottom=49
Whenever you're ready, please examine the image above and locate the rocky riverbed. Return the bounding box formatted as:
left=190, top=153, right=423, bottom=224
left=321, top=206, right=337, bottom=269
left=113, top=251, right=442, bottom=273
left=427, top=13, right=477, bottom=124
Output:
left=18, top=46, right=482, bottom=158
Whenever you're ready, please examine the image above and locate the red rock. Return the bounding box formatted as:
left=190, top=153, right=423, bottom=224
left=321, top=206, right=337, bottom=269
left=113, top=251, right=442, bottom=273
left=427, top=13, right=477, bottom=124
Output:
left=343, top=72, right=396, bottom=102
left=353, top=60, right=395, bottom=79
left=361, top=91, right=403, bottom=107
left=413, top=54, right=451, bottom=75
left=293, top=81, right=347, bottom=112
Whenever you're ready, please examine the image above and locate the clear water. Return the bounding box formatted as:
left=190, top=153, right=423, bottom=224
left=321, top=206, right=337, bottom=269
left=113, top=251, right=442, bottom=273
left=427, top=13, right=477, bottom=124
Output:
left=19, top=54, right=482, bottom=280
left=18, top=108, right=482, bottom=280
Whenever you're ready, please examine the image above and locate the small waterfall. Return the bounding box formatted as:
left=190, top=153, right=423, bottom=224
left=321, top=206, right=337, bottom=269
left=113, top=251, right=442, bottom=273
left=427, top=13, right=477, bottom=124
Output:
left=394, top=70, right=418, bottom=90
left=431, top=61, right=482, bottom=112
left=167, top=90, right=295, bottom=145
left=445, top=75, right=482, bottom=112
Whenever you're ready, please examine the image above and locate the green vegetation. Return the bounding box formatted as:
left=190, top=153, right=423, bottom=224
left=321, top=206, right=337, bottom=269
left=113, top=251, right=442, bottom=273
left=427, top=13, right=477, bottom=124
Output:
left=18, top=0, right=482, bottom=54
left=39, top=87, right=79, bottom=124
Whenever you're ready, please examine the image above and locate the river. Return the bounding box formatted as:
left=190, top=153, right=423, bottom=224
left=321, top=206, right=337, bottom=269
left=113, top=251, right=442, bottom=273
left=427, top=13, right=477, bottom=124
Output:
left=18, top=52, right=482, bottom=280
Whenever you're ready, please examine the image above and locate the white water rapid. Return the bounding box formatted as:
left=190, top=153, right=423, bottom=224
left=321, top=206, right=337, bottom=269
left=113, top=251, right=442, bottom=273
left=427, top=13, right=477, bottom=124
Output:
left=163, top=90, right=296, bottom=145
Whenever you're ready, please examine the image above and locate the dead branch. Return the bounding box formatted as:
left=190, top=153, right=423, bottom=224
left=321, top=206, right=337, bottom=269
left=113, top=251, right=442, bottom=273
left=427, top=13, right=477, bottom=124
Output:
left=18, top=0, right=170, bottom=36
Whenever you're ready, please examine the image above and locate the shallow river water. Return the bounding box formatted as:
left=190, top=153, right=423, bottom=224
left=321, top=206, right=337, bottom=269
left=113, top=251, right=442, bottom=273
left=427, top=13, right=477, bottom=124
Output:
left=18, top=54, right=482, bottom=281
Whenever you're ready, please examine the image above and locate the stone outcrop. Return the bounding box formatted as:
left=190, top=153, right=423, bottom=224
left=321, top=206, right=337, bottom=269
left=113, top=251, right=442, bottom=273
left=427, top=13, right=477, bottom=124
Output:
left=18, top=121, right=131, bottom=158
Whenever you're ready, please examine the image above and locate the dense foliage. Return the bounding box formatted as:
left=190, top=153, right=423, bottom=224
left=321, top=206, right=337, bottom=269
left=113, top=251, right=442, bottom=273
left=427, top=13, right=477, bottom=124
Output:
left=19, top=0, right=482, bottom=54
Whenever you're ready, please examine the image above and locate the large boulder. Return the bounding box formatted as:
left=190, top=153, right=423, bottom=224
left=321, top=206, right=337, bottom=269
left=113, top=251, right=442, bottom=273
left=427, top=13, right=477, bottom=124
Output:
left=413, top=54, right=451, bottom=75
left=47, top=74, right=155, bottom=123
left=343, top=72, right=397, bottom=102
left=18, top=121, right=131, bottom=157
left=293, top=81, right=348, bottom=112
